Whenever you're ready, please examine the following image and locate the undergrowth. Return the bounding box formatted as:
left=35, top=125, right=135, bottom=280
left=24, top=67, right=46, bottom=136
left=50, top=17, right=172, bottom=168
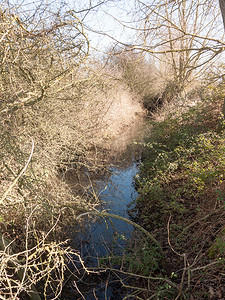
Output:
left=125, top=85, right=225, bottom=299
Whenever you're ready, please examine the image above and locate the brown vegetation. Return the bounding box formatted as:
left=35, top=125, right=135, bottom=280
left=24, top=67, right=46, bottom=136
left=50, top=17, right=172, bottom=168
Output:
left=0, top=2, right=148, bottom=298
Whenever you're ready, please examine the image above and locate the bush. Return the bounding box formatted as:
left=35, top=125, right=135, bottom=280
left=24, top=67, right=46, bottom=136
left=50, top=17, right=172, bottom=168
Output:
left=107, top=49, right=167, bottom=110
left=0, top=3, right=97, bottom=298
left=126, top=85, right=225, bottom=298
left=134, top=98, right=225, bottom=228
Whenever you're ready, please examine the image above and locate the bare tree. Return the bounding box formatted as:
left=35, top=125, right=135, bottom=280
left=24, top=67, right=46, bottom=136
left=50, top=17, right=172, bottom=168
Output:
left=0, top=2, right=91, bottom=298
left=131, top=0, right=224, bottom=93
left=82, top=0, right=224, bottom=96
left=0, top=1, right=89, bottom=117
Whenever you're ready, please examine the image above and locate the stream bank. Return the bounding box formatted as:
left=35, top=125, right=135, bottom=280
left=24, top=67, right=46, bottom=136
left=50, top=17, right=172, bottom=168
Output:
left=64, top=92, right=225, bottom=300
left=123, top=95, right=225, bottom=299
left=63, top=118, right=149, bottom=299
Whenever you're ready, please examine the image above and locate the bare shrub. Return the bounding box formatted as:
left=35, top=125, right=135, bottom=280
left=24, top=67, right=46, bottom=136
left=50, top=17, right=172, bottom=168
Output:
left=0, top=2, right=95, bottom=298
left=105, top=48, right=171, bottom=111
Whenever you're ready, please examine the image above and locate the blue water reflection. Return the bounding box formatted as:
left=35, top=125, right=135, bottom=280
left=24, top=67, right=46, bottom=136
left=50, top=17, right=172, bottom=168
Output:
left=70, top=120, right=147, bottom=299
left=90, top=161, right=138, bottom=254
left=76, top=159, right=139, bottom=266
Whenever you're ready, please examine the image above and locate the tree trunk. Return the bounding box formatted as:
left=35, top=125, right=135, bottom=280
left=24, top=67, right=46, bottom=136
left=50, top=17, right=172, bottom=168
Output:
left=219, top=0, right=225, bottom=25
left=218, top=0, right=225, bottom=132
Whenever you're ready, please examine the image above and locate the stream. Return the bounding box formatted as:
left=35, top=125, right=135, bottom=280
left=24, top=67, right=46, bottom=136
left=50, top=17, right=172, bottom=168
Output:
left=65, top=120, right=148, bottom=299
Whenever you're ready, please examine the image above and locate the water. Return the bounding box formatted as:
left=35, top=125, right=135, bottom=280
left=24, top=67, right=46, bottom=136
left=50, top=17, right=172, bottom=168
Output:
left=78, top=160, right=139, bottom=262
left=66, top=119, right=148, bottom=299
left=71, top=159, right=139, bottom=299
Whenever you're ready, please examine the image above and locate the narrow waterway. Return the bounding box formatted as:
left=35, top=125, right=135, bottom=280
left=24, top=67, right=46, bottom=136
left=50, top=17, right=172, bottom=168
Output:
left=66, top=119, right=148, bottom=299
left=78, top=159, right=139, bottom=262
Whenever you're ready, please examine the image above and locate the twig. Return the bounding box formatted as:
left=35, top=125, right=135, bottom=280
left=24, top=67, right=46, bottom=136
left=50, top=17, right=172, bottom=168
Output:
left=191, top=260, right=223, bottom=272
left=167, top=215, right=186, bottom=300
left=0, top=232, right=41, bottom=300
left=175, top=253, right=187, bottom=300
left=1, top=137, right=34, bottom=204
left=176, top=208, right=222, bottom=240
left=88, top=267, right=180, bottom=290
left=167, top=215, right=184, bottom=257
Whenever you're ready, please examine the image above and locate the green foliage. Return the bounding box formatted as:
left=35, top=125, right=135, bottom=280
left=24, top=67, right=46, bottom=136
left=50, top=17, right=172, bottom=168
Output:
left=208, top=237, right=225, bottom=259
left=125, top=86, right=225, bottom=298
left=125, top=241, right=163, bottom=276
left=155, top=283, right=176, bottom=300
left=133, top=96, right=225, bottom=230
left=99, top=239, right=163, bottom=278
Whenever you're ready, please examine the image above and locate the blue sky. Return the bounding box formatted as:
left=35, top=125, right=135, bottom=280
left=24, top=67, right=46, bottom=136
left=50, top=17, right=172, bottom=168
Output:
left=5, top=0, right=136, bottom=52
left=3, top=0, right=225, bottom=63
left=72, top=0, right=138, bottom=52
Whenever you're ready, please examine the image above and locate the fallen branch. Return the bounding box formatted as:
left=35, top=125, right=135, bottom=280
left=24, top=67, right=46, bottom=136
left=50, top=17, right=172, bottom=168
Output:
left=62, top=204, right=164, bottom=256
